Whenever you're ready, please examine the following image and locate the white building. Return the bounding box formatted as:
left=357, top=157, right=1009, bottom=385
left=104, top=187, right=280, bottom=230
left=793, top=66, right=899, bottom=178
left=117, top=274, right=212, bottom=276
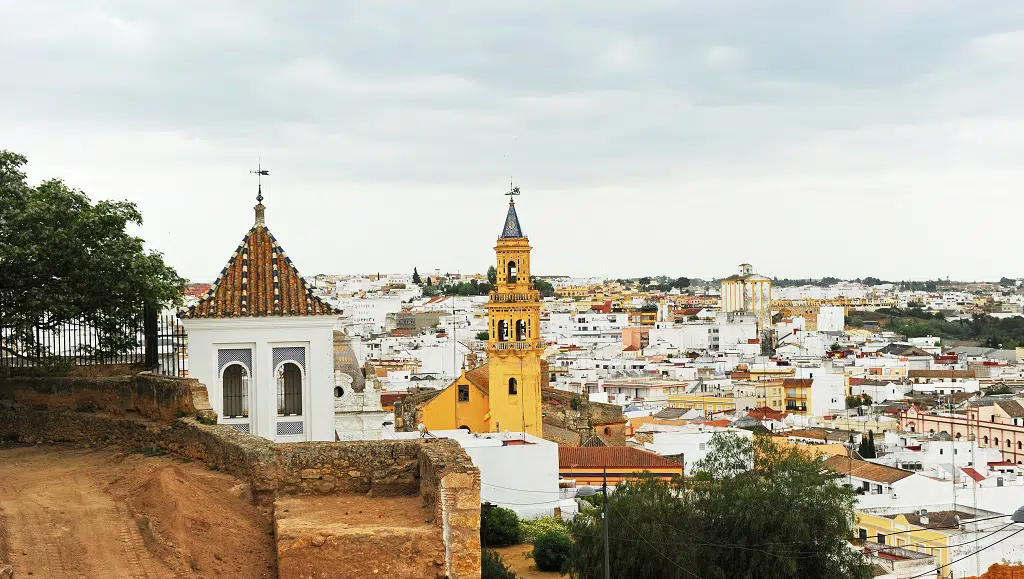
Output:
left=181, top=199, right=341, bottom=442
left=390, top=429, right=567, bottom=519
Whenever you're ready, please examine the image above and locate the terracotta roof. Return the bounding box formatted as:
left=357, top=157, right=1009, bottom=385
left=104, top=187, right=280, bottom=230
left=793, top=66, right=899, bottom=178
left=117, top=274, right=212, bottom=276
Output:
left=466, top=364, right=490, bottom=394
left=181, top=209, right=338, bottom=319
left=962, top=467, right=985, bottom=482
left=908, top=369, right=976, bottom=379
left=822, top=456, right=914, bottom=484
left=559, top=446, right=683, bottom=469
left=783, top=378, right=814, bottom=387
left=995, top=400, right=1024, bottom=418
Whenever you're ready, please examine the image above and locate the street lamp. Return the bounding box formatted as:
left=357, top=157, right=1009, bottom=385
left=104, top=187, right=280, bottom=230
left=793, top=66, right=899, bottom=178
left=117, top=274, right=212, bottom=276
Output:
left=575, top=470, right=610, bottom=579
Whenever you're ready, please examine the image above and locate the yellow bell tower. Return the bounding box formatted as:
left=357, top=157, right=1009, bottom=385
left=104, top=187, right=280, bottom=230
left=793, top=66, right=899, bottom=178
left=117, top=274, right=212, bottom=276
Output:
left=486, top=185, right=543, bottom=436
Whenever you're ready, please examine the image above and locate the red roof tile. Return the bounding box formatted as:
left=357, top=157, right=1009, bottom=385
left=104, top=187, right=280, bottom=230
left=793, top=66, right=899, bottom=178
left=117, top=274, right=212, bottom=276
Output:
left=559, top=446, right=682, bottom=469
left=181, top=212, right=338, bottom=319
left=962, top=467, right=985, bottom=482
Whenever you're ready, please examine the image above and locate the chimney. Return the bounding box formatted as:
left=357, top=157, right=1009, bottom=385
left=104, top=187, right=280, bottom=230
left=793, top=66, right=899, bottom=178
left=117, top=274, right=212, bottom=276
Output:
left=919, top=510, right=929, bottom=526
left=255, top=202, right=266, bottom=226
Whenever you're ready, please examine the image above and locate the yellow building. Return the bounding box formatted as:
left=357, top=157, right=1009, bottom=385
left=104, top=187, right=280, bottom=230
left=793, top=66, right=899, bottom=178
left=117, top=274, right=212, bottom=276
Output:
left=404, top=190, right=544, bottom=436
left=854, top=510, right=958, bottom=572
left=667, top=394, right=737, bottom=416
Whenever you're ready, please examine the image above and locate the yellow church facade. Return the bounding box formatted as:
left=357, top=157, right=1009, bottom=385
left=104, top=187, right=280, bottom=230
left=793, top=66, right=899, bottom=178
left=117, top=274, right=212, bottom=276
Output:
left=414, top=190, right=544, bottom=436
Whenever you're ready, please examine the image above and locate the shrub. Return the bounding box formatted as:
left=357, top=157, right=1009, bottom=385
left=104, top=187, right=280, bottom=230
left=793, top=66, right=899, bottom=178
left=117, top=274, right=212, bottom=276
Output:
left=482, top=549, right=519, bottom=579
left=532, top=529, right=573, bottom=574
left=520, top=516, right=569, bottom=541
left=481, top=504, right=523, bottom=547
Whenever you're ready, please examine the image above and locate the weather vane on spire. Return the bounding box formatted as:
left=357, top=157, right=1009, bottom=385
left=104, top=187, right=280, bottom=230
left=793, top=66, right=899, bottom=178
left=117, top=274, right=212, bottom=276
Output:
left=251, top=163, right=269, bottom=204
left=506, top=178, right=521, bottom=206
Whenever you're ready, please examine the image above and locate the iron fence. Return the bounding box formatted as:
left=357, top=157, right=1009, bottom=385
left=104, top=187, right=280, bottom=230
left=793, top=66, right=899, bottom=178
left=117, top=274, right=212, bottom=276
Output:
left=0, top=304, right=188, bottom=376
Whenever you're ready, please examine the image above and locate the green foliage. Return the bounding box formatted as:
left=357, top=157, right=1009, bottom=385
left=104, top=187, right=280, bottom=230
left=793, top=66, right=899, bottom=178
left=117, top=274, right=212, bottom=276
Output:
left=443, top=279, right=492, bottom=296
left=482, top=549, right=519, bottom=579
left=534, top=278, right=556, bottom=298
left=569, top=433, right=872, bottom=579
left=845, top=394, right=871, bottom=409
left=476, top=331, right=490, bottom=341
left=845, top=307, right=1024, bottom=349
left=986, top=384, right=1014, bottom=395
left=0, top=150, right=185, bottom=360
left=858, top=431, right=877, bottom=459
left=520, top=516, right=569, bottom=541
left=481, top=504, right=523, bottom=547
left=487, top=265, right=498, bottom=286
left=570, top=395, right=582, bottom=411
left=412, top=267, right=422, bottom=284
left=532, top=529, right=573, bottom=574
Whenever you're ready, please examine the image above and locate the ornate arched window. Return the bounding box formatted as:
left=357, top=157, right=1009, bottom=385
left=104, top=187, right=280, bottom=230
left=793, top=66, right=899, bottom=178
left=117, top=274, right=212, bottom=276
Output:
left=507, top=261, right=517, bottom=284
left=983, top=435, right=989, bottom=445
left=497, top=320, right=509, bottom=342
left=277, top=362, right=303, bottom=416
left=516, top=320, right=527, bottom=341
left=508, top=377, right=518, bottom=395
left=222, top=363, right=249, bottom=418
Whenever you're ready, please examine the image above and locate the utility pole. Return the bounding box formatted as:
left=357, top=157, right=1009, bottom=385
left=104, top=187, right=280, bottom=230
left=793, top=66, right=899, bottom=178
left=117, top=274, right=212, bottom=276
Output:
left=603, top=466, right=610, bottom=579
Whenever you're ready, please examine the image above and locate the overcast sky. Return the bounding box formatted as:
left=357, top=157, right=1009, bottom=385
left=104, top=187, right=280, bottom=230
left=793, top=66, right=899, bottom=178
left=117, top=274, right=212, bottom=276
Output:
left=3, top=1, right=1022, bottom=283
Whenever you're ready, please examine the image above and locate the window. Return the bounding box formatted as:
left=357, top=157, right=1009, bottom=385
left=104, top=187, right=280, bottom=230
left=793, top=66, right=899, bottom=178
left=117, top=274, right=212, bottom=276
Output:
left=277, top=362, right=302, bottom=416
left=698, top=442, right=707, bottom=451
left=508, top=377, right=518, bottom=395
left=458, top=384, right=470, bottom=402
left=334, top=386, right=344, bottom=398
left=516, top=319, right=527, bottom=341
left=859, top=529, right=868, bottom=541
left=877, top=533, right=886, bottom=545
left=507, top=260, right=517, bottom=284
left=983, top=436, right=989, bottom=445
left=497, top=320, right=509, bottom=342
left=222, top=364, right=249, bottom=418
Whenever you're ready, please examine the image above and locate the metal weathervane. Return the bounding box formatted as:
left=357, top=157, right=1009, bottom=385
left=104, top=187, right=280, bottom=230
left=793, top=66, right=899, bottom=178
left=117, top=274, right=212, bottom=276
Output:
left=251, top=163, right=269, bottom=203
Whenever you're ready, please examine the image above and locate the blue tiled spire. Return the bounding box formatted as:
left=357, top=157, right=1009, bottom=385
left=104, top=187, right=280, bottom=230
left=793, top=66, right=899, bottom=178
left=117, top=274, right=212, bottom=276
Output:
left=501, top=198, right=524, bottom=238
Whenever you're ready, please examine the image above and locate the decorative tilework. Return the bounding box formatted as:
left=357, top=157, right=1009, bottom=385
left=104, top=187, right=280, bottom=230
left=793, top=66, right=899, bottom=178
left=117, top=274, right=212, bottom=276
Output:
left=230, top=423, right=251, bottom=434
left=501, top=200, right=525, bottom=239
left=179, top=220, right=339, bottom=319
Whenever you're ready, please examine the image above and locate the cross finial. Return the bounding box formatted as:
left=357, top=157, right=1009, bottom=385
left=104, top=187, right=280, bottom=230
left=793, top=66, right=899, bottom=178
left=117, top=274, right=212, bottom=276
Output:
left=250, top=162, right=269, bottom=204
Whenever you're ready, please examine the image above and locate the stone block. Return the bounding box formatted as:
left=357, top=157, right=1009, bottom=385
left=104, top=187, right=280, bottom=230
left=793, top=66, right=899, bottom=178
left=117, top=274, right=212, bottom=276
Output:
left=300, top=469, right=321, bottom=480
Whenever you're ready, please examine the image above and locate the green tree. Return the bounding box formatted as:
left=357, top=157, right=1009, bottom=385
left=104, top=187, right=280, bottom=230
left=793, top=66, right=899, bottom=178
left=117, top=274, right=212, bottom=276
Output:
left=482, top=549, right=519, bottom=579
left=487, top=265, right=497, bottom=286
left=570, top=433, right=871, bottom=579
left=0, top=150, right=184, bottom=360
left=412, top=267, right=422, bottom=284
left=857, top=431, right=877, bottom=459
left=532, top=529, right=573, bottom=573
left=476, top=331, right=490, bottom=341
left=671, top=277, right=690, bottom=290
left=481, top=504, right=523, bottom=547
left=534, top=278, right=556, bottom=298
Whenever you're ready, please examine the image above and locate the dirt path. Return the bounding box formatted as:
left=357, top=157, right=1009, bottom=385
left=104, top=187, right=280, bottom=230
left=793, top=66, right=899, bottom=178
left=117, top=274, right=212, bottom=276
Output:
left=0, top=444, right=276, bottom=578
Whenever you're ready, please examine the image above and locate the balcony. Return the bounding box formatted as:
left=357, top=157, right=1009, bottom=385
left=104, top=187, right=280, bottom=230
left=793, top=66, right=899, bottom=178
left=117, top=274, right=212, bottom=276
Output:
left=492, top=341, right=543, bottom=351
left=488, top=292, right=539, bottom=303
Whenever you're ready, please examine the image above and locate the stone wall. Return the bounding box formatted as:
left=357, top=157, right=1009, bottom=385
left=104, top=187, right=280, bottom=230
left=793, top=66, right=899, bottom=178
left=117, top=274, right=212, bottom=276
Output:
left=0, top=373, right=214, bottom=423
left=419, top=439, right=482, bottom=579
left=0, top=375, right=482, bottom=579
left=276, top=440, right=421, bottom=496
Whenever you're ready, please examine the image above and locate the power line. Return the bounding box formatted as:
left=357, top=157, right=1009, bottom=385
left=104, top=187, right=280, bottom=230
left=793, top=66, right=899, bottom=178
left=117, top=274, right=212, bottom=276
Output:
left=617, top=512, right=708, bottom=579
left=904, top=524, right=1024, bottom=579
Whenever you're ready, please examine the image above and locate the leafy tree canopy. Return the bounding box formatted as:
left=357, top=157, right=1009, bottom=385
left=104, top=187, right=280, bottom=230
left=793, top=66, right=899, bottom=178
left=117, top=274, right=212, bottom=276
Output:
left=570, top=433, right=871, bottom=579
left=0, top=150, right=184, bottom=359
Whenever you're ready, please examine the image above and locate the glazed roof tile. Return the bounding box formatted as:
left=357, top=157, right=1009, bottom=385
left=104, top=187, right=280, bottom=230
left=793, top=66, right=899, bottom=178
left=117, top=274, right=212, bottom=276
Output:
left=180, top=213, right=338, bottom=319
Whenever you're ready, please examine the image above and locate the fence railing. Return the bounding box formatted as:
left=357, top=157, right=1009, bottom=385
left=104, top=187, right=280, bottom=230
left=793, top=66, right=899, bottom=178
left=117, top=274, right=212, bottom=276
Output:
left=0, top=305, right=188, bottom=377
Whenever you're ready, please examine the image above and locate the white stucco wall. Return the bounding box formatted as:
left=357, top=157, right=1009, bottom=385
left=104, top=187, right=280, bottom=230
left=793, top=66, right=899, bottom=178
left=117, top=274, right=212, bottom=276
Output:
left=182, top=316, right=338, bottom=442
